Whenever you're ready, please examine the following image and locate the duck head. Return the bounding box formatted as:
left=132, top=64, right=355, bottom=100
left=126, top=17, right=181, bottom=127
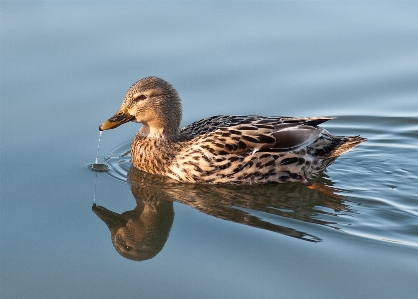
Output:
left=99, top=76, right=182, bottom=139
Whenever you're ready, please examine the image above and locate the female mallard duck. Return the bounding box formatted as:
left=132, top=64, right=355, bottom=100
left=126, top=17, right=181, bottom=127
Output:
left=100, top=76, right=366, bottom=184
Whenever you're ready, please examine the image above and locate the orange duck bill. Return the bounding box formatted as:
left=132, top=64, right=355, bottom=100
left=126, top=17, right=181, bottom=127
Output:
left=99, top=110, right=135, bottom=131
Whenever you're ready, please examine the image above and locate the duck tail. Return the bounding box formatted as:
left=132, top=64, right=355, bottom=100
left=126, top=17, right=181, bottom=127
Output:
left=325, top=136, right=367, bottom=159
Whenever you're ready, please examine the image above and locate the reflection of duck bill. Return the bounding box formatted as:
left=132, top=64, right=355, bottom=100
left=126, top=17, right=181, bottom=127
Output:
left=92, top=204, right=127, bottom=228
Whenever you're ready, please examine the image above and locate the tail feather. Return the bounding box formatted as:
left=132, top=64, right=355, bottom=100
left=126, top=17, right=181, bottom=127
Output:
left=325, top=136, right=367, bottom=158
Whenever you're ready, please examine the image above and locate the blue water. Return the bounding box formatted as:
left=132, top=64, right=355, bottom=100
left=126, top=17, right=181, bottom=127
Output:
left=1, top=1, right=418, bottom=298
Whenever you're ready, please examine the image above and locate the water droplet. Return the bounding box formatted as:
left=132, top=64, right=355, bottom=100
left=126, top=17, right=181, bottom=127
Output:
left=95, top=131, right=103, bottom=164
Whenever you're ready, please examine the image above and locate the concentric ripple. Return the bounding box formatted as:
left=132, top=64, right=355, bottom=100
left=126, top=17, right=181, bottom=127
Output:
left=94, top=136, right=133, bottom=184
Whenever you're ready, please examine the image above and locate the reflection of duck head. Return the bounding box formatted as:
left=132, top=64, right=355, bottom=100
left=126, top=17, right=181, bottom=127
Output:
left=92, top=195, right=174, bottom=261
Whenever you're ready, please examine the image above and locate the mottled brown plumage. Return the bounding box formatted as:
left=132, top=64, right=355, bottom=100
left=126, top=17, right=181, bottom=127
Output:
left=99, top=76, right=366, bottom=184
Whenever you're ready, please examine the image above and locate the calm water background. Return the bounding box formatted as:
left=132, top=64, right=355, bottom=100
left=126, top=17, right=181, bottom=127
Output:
left=1, top=1, right=418, bottom=298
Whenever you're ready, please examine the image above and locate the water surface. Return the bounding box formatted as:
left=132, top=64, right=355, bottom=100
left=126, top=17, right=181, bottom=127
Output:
left=1, top=1, right=418, bottom=299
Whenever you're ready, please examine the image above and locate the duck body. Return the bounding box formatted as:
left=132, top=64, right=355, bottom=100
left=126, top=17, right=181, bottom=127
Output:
left=100, top=77, right=366, bottom=185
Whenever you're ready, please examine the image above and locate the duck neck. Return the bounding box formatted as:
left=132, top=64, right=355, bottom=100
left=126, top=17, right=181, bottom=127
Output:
left=138, top=124, right=179, bottom=141
left=132, top=128, right=181, bottom=176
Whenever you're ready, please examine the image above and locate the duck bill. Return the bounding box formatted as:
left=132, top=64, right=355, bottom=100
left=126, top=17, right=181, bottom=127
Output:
left=99, top=109, right=135, bottom=131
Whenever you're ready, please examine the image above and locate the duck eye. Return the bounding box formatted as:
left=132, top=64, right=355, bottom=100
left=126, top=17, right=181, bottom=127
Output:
left=125, top=245, right=133, bottom=251
left=135, top=95, right=146, bottom=101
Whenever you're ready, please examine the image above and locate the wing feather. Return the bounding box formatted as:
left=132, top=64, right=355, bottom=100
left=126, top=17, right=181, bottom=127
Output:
left=180, top=115, right=333, bottom=138
left=181, top=115, right=332, bottom=154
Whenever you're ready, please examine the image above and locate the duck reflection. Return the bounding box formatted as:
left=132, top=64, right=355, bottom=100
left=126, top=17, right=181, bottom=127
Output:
left=93, top=166, right=350, bottom=261
left=92, top=199, right=174, bottom=261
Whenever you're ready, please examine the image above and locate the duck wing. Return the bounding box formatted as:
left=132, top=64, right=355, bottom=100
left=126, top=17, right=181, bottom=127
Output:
left=181, top=115, right=334, bottom=154
left=180, top=115, right=333, bottom=136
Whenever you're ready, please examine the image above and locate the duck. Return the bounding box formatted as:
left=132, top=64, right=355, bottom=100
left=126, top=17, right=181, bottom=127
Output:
left=99, top=76, right=366, bottom=184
